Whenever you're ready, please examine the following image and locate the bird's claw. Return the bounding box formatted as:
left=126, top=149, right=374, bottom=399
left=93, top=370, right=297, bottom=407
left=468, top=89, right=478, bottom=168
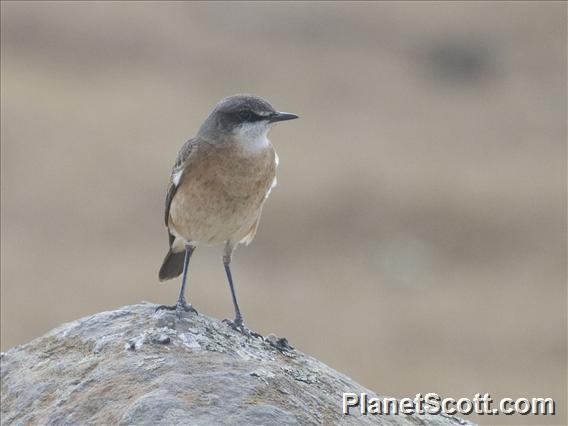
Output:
left=156, top=301, right=197, bottom=319
left=223, top=318, right=262, bottom=339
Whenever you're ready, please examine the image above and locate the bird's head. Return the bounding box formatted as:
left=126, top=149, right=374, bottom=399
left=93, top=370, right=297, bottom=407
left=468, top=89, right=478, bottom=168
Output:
left=198, top=94, right=298, bottom=142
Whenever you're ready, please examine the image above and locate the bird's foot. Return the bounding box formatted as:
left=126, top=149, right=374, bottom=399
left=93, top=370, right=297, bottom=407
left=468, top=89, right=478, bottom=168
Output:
left=155, top=300, right=197, bottom=319
left=223, top=317, right=262, bottom=339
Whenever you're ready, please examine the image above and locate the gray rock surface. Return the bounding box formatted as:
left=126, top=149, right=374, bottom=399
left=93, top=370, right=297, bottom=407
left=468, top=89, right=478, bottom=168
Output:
left=1, top=303, right=473, bottom=425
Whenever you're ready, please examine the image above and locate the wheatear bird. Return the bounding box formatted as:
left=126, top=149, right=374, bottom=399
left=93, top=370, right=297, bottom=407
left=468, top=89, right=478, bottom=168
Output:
left=157, top=94, right=298, bottom=335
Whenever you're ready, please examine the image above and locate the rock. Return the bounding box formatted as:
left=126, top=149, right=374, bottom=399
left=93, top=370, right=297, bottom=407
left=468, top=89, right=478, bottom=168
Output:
left=0, top=303, right=474, bottom=425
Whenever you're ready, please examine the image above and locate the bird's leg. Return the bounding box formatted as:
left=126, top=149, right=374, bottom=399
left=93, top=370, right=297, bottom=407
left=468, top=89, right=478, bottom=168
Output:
left=156, top=244, right=197, bottom=318
left=222, top=246, right=261, bottom=338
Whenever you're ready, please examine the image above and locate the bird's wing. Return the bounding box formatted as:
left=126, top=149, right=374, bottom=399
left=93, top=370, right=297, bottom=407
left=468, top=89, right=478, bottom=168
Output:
left=164, top=138, right=198, bottom=227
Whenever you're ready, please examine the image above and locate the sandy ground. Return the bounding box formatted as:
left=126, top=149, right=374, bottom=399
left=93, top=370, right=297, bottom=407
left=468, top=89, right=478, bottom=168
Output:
left=1, top=2, right=566, bottom=425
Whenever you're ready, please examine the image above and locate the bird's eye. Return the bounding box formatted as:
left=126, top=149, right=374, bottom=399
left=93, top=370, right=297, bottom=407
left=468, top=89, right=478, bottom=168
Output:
left=238, top=110, right=253, bottom=121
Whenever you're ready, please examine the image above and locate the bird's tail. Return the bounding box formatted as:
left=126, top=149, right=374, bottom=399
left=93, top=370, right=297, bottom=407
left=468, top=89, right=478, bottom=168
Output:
left=158, top=250, right=185, bottom=281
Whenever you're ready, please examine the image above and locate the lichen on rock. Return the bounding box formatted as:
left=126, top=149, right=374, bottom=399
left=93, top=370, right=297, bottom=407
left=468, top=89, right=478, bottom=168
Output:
left=1, top=302, right=473, bottom=425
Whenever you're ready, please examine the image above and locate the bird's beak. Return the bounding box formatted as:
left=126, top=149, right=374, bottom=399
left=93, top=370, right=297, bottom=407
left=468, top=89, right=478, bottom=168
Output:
left=268, top=112, right=299, bottom=123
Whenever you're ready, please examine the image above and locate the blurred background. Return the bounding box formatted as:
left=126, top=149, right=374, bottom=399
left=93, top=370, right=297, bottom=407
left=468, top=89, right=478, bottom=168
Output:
left=1, top=2, right=566, bottom=424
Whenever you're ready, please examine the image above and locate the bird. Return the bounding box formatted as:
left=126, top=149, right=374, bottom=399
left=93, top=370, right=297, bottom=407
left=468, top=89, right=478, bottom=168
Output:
left=157, top=94, right=298, bottom=336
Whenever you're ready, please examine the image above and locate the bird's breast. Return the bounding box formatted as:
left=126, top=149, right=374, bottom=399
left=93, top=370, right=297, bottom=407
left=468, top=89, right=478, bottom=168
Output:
left=200, top=142, right=275, bottom=196
left=168, top=142, right=277, bottom=246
